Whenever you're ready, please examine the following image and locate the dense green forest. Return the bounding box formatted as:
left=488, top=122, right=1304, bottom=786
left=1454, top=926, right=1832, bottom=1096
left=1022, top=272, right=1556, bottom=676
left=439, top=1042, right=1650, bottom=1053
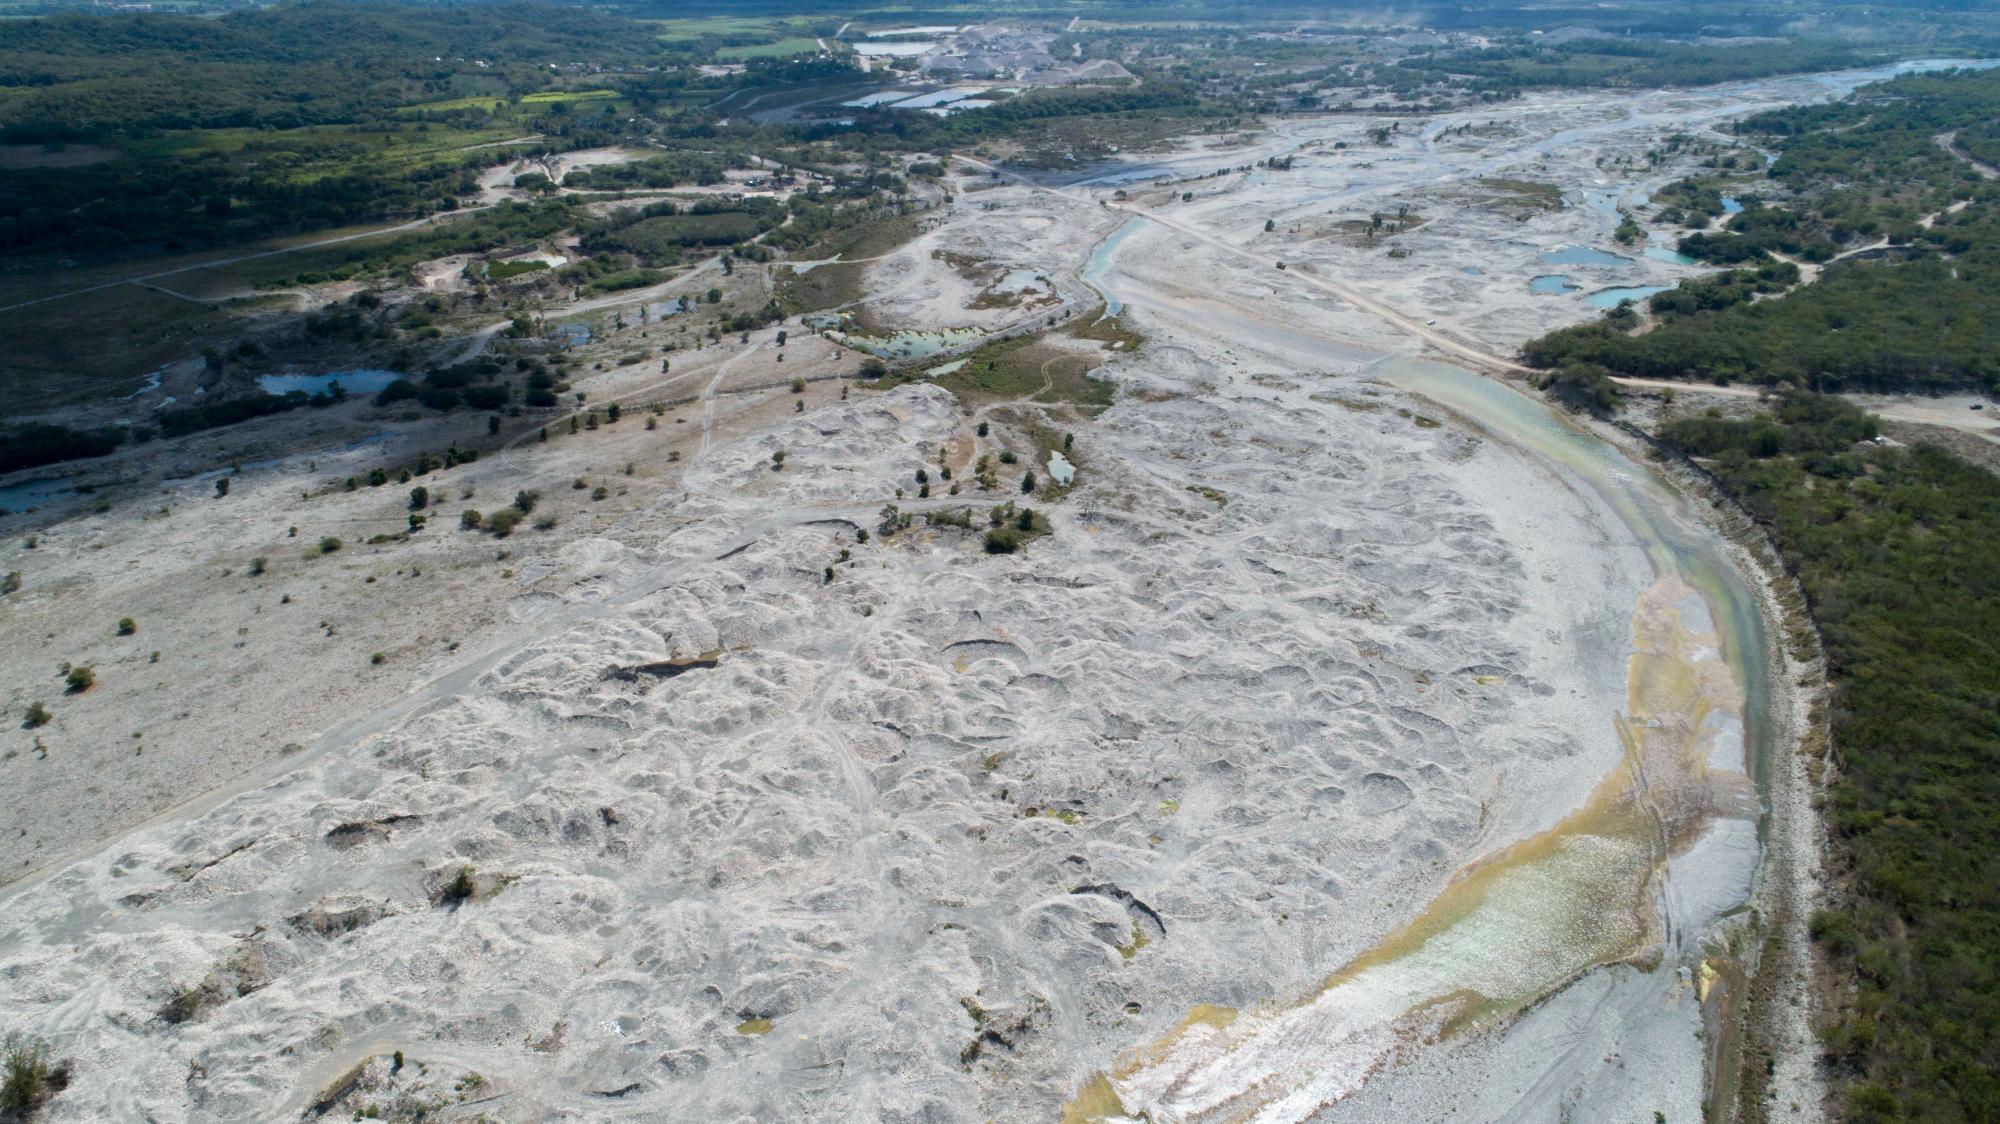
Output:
left=0, top=4, right=668, bottom=139
left=1525, top=66, right=2000, bottom=394
left=1398, top=39, right=1880, bottom=91
left=0, top=3, right=681, bottom=256
left=1654, top=397, right=2000, bottom=1123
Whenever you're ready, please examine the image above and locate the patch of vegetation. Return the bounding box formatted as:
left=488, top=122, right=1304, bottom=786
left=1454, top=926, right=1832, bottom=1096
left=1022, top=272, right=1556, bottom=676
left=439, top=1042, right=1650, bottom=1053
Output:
left=981, top=501, right=1049, bottom=554
left=1653, top=175, right=1734, bottom=224
left=1469, top=177, right=1563, bottom=216
left=437, top=865, right=476, bottom=906
left=774, top=211, right=928, bottom=316
left=0, top=423, right=126, bottom=474
left=1654, top=394, right=1999, bottom=1122
left=716, top=37, right=820, bottom=60
left=483, top=258, right=549, bottom=281
left=2, top=1035, right=68, bottom=1120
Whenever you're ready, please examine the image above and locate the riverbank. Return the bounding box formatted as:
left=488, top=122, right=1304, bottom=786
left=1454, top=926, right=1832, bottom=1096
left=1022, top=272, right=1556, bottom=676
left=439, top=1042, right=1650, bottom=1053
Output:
left=1603, top=406, right=1833, bottom=1123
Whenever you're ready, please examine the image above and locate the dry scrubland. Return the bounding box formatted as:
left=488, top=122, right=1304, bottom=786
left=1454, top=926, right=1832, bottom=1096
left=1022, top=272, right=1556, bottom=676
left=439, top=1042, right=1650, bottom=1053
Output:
left=0, top=70, right=1913, bottom=1120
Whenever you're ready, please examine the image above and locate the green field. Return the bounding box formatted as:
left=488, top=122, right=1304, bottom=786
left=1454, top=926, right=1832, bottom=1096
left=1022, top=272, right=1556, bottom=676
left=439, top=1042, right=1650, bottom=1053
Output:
left=717, top=37, right=824, bottom=60
left=397, top=89, right=619, bottom=115
left=649, top=16, right=792, bottom=43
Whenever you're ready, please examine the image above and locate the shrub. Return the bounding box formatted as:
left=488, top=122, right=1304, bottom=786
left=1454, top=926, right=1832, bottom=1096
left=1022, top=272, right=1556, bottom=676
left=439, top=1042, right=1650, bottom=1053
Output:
left=461, top=509, right=483, bottom=529
left=2, top=1035, right=65, bottom=1117
left=791, top=377, right=805, bottom=394
left=408, top=486, right=428, bottom=511
left=419, top=386, right=460, bottom=410
left=21, top=702, right=50, bottom=730
left=249, top=556, right=268, bottom=576
left=116, top=617, right=136, bottom=636
left=374, top=378, right=420, bottom=406
left=65, top=666, right=94, bottom=694
left=513, top=491, right=539, bottom=514
left=983, top=527, right=1021, bottom=554
left=159, top=982, right=218, bottom=1025
left=318, top=536, right=342, bottom=554
left=440, top=866, right=476, bottom=905
left=1021, top=471, right=1037, bottom=494
left=463, top=384, right=508, bottom=410
left=999, top=450, right=1017, bottom=465
left=486, top=509, right=523, bottom=536
left=1535, top=364, right=1621, bottom=417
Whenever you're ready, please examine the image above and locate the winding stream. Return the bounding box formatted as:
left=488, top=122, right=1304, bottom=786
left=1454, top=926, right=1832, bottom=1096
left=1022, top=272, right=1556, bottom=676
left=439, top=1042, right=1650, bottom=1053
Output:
left=1066, top=350, right=1774, bottom=1119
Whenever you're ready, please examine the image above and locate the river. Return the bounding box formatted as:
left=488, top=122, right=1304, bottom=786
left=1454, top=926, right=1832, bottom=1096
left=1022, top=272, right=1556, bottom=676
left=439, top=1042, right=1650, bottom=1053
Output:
left=1066, top=186, right=1783, bottom=1123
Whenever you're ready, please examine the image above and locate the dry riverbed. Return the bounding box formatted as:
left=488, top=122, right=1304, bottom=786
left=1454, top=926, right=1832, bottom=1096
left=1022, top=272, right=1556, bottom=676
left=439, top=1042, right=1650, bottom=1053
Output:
left=0, top=66, right=1936, bottom=1121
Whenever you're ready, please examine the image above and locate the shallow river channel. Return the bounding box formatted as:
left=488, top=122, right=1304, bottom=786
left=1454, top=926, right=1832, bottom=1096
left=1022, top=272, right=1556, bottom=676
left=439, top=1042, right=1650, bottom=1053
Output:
left=1070, top=242, right=1778, bottom=1122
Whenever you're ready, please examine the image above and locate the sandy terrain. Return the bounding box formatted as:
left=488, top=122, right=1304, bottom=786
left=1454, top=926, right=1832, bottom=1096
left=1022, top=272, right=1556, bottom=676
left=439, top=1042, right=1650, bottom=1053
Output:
left=0, top=354, right=1652, bottom=1122
left=5, top=61, right=1956, bottom=1122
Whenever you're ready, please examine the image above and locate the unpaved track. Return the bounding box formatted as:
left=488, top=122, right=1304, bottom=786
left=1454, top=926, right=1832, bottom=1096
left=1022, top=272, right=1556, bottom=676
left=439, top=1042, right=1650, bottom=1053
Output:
left=1615, top=376, right=2000, bottom=442
left=0, top=208, right=495, bottom=315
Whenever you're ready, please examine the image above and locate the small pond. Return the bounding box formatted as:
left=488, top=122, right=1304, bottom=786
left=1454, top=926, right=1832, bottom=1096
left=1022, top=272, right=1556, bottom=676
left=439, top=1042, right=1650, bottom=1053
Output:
left=1540, top=244, right=1632, bottom=268
left=839, top=326, right=983, bottom=359
left=890, top=89, right=976, bottom=109
left=0, top=477, right=75, bottom=515
left=258, top=370, right=401, bottom=397
left=1530, top=274, right=1579, bottom=295
left=1046, top=450, right=1076, bottom=486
